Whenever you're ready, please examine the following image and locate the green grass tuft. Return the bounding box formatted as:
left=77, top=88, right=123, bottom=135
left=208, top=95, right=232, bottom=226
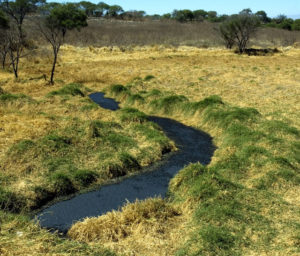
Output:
left=144, top=75, right=155, bottom=81
left=119, top=108, right=148, bottom=123
left=0, top=93, right=34, bottom=103
left=47, top=83, right=85, bottom=97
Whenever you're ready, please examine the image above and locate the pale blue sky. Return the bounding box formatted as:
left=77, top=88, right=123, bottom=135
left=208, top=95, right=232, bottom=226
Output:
left=74, top=0, right=300, bottom=18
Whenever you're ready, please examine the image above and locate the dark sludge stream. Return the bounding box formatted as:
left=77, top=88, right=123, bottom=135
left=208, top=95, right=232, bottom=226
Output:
left=35, top=92, right=216, bottom=233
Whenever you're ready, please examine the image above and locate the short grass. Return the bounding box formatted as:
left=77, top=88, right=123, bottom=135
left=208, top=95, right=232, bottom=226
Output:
left=0, top=45, right=300, bottom=255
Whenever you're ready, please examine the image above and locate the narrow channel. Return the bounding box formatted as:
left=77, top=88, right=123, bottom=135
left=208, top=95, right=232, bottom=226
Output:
left=36, top=92, right=216, bottom=233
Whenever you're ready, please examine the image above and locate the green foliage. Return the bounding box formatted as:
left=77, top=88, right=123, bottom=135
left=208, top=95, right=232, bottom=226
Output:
left=172, top=9, right=195, bottom=22
left=46, top=3, right=87, bottom=33
left=220, top=14, right=260, bottom=52
left=47, top=83, right=85, bottom=97
left=0, top=10, right=9, bottom=29
left=293, top=19, right=300, bottom=31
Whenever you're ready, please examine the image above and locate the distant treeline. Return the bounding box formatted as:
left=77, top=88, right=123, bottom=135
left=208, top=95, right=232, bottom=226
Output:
left=38, top=2, right=300, bottom=31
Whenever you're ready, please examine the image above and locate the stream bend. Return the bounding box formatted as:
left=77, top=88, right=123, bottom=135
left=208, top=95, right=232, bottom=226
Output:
left=36, top=92, right=216, bottom=233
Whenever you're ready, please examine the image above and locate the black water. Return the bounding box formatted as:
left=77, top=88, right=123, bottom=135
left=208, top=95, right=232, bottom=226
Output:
left=36, top=92, right=215, bottom=233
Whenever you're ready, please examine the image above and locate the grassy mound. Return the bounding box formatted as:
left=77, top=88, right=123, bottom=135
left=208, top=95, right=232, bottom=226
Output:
left=0, top=87, right=174, bottom=212
left=47, top=83, right=90, bottom=97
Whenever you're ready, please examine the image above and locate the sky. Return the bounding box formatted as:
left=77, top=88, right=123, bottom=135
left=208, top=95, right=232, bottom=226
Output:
left=83, top=0, right=300, bottom=19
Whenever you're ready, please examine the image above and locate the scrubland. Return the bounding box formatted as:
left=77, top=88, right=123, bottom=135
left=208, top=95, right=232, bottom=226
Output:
left=0, top=43, right=300, bottom=255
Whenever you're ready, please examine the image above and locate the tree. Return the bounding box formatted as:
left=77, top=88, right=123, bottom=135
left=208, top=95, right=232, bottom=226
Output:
left=39, top=3, right=87, bottom=84
left=292, top=19, right=300, bottom=31
left=193, top=9, right=207, bottom=21
left=1, top=0, right=43, bottom=77
left=0, top=9, right=9, bottom=28
left=255, top=10, right=270, bottom=23
left=172, top=9, right=194, bottom=22
left=279, top=18, right=293, bottom=31
left=219, top=13, right=260, bottom=53
left=274, top=14, right=287, bottom=24
left=106, top=5, right=123, bottom=18
left=97, top=1, right=109, bottom=17
left=0, top=10, right=9, bottom=69
left=78, top=1, right=96, bottom=17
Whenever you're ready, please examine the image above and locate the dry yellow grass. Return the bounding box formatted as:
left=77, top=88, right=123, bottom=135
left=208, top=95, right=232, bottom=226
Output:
left=0, top=45, right=300, bottom=255
left=2, top=44, right=299, bottom=127
left=68, top=198, right=191, bottom=256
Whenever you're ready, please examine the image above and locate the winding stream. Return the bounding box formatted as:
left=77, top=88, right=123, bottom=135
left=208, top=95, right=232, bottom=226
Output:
left=36, top=92, right=216, bottom=233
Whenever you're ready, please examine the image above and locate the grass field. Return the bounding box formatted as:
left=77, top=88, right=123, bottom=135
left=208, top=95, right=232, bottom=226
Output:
left=0, top=44, right=299, bottom=255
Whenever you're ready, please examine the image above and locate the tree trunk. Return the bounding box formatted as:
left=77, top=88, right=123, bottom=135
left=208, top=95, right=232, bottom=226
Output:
left=1, top=52, right=7, bottom=69
left=50, top=47, right=58, bottom=85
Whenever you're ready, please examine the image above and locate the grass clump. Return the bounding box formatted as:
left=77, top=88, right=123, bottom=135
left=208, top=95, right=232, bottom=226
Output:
left=47, top=83, right=86, bottom=97
left=0, top=93, right=34, bottom=103
left=119, top=108, right=148, bottom=123
left=73, top=169, right=98, bottom=187
left=150, top=95, right=188, bottom=114
left=68, top=198, right=179, bottom=243
left=203, top=106, right=260, bottom=129
left=126, top=93, right=145, bottom=105
left=0, top=188, right=26, bottom=213
left=144, top=75, right=155, bottom=81
left=110, top=84, right=130, bottom=96
left=50, top=172, right=76, bottom=196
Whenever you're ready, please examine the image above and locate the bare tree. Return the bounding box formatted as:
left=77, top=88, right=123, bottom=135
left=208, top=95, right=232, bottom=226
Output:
left=1, top=0, right=42, bottom=77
